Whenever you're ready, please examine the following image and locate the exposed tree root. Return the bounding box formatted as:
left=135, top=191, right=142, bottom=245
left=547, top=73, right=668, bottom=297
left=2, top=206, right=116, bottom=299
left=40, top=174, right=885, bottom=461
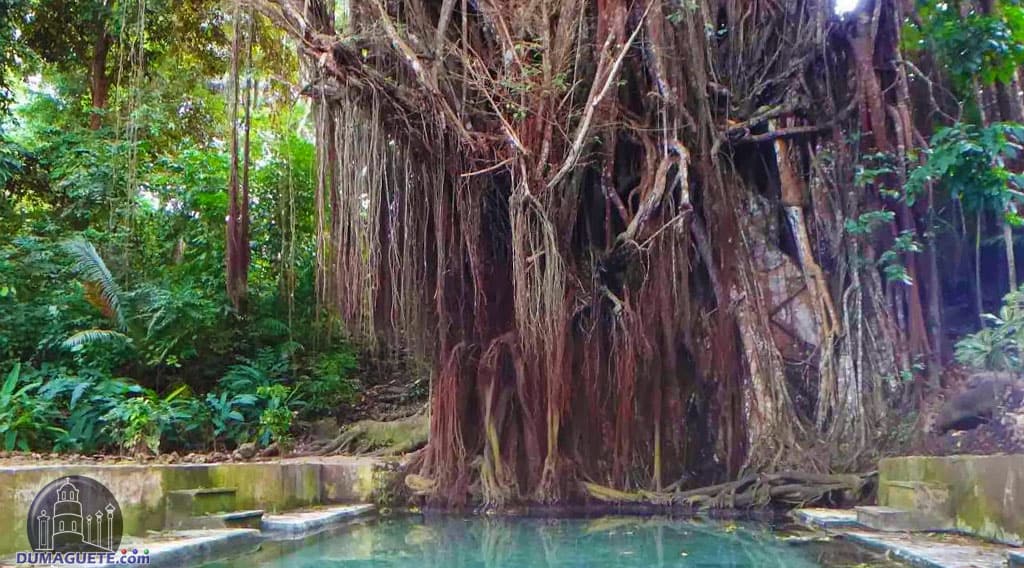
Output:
left=583, top=471, right=876, bottom=510
left=312, top=411, right=428, bottom=457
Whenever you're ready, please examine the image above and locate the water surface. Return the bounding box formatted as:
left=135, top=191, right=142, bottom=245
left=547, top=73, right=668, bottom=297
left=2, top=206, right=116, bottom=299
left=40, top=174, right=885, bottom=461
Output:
left=206, top=515, right=901, bottom=567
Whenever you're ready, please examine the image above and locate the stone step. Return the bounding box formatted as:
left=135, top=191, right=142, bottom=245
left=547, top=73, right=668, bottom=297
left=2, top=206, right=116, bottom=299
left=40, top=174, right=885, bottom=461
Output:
left=261, top=504, right=375, bottom=534
left=855, top=505, right=954, bottom=532
left=879, top=480, right=952, bottom=519
left=167, top=510, right=265, bottom=531
left=165, top=488, right=238, bottom=517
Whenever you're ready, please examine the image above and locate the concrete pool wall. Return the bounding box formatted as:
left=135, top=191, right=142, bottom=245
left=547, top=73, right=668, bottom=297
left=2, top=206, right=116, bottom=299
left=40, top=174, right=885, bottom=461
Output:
left=0, top=456, right=393, bottom=555
left=879, top=454, right=1024, bottom=545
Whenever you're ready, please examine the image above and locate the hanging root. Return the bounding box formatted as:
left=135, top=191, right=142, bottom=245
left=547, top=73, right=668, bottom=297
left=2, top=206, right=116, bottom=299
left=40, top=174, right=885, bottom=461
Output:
left=313, top=411, right=429, bottom=456
left=583, top=471, right=876, bottom=510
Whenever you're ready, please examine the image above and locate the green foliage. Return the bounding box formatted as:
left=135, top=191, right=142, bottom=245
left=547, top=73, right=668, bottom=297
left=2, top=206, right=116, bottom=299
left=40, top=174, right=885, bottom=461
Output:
left=0, top=363, right=64, bottom=450
left=38, top=370, right=143, bottom=452
left=0, top=0, right=356, bottom=458
left=64, top=239, right=125, bottom=329
left=907, top=122, right=1024, bottom=212
left=879, top=231, right=922, bottom=285
left=905, top=1, right=1024, bottom=92
left=206, top=391, right=255, bottom=447
left=219, top=348, right=290, bottom=395
left=853, top=152, right=896, bottom=189
left=303, top=347, right=360, bottom=414
left=101, top=384, right=189, bottom=454
left=256, top=384, right=296, bottom=448
left=0, top=0, right=30, bottom=117
left=955, top=286, right=1024, bottom=371
left=62, top=329, right=130, bottom=351
left=844, top=210, right=895, bottom=235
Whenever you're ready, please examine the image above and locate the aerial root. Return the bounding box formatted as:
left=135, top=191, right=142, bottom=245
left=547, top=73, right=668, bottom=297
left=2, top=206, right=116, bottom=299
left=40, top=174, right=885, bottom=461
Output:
left=583, top=471, right=876, bottom=510
left=312, top=412, right=429, bottom=457
left=404, top=473, right=437, bottom=495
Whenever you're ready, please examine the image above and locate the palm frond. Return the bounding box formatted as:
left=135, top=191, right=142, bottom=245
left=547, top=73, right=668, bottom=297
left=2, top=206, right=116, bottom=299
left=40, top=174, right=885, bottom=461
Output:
left=62, top=329, right=130, bottom=350
left=64, top=239, right=126, bottom=330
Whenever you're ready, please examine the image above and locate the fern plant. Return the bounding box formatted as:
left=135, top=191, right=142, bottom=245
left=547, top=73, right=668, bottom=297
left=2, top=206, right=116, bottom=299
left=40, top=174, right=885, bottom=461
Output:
left=39, top=370, right=143, bottom=452
left=219, top=347, right=290, bottom=395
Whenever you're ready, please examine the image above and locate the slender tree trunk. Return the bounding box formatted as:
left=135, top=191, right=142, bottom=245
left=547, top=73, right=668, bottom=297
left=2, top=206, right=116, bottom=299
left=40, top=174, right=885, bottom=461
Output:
left=89, top=30, right=112, bottom=130
left=1004, top=215, right=1017, bottom=291
left=925, top=185, right=945, bottom=369
left=226, top=4, right=253, bottom=311
left=977, top=211, right=985, bottom=324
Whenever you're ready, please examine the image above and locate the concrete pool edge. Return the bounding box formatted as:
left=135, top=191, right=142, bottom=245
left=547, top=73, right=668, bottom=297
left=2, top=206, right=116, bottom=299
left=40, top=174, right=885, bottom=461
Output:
left=0, top=456, right=398, bottom=555
left=795, top=508, right=1019, bottom=568
left=260, top=503, right=376, bottom=534
left=105, top=529, right=262, bottom=568
left=87, top=505, right=377, bottom=568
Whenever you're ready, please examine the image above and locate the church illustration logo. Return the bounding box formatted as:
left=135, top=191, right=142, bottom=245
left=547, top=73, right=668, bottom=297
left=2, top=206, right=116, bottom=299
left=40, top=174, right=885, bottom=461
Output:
left=25, top=476, right=123, bottom=554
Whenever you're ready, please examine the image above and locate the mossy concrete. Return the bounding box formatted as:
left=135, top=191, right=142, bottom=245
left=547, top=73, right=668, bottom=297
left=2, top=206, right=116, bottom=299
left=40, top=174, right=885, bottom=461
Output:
left=879, top=454, right=1024, bottom=545
left=0, top=457, right=391, bottom=555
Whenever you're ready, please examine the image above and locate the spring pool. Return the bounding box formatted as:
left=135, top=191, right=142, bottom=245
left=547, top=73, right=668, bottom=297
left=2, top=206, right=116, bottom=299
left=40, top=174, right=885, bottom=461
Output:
left=204, top=514, right=900, bottom=567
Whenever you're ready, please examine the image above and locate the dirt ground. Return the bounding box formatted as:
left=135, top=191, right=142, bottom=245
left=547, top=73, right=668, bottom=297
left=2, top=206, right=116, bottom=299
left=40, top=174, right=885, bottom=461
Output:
left=913, top=366, right=1024, bottom=456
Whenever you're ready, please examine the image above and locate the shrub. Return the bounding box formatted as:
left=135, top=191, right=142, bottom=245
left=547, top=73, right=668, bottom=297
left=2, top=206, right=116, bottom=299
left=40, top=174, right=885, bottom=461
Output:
left=256, top=384, right=297, bottom=449
left=303, top=347, right=360, bottom=414
left=0, top=363, right=63, bottom=450
left=101, top=384, right=189, bottom=455
left=955, top=286, right=1024, bottom=372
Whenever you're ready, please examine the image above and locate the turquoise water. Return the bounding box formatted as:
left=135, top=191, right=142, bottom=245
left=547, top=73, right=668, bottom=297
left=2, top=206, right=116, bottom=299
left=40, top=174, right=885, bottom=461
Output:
left=207, top=515, right=900, bottom=567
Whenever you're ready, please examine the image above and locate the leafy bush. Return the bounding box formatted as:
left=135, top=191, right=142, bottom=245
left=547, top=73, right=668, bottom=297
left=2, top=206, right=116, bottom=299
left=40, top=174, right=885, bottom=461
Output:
left=38, top=369, right=142, bottom=452
left=256, top=384, right=297, bottom=448
left=303, top=347, right=360, bottom=414
left=955, top=286, right=1024, bottom=372
left=205, top=391, right=256, bottom=449
left=219, top=348, right=290, bottom=395
left=101, top=385, right=189, bottom=455
left=905, top=1, right=1024, bottom=91
left=0, top=363, right=63, bottom=450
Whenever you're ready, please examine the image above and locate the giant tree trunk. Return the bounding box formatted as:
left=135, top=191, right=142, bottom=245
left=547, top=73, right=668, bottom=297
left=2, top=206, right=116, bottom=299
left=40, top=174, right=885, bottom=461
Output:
left=251, top=0, right=916, bottom=507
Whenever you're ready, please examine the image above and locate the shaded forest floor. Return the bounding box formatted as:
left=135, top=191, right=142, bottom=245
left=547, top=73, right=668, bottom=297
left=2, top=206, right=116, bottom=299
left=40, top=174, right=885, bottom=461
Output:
left=0, top=349, right=430, bottom=466
left=3, top=362, right=1021, bottom=467
left=914, top=367, right=1024, bottom=456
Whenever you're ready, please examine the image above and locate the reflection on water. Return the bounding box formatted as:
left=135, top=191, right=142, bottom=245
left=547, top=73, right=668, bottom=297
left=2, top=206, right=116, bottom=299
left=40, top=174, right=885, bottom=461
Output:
left=205, top=515, right=900, bottom=567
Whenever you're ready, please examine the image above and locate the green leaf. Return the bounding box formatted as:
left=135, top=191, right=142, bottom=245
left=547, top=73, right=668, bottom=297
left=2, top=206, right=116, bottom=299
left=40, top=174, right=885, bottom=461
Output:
left=63, top=239, right=126, bottom=330
left=1, top=363, right=20, bottom=401
left=62, top=329, right=129, bottom=350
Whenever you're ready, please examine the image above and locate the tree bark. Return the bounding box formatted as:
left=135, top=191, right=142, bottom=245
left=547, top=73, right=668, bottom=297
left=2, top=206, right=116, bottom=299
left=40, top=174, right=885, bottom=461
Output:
left=1004, top=216, right=1017, bottom=292
left=88, top=29, right=112, bottom=130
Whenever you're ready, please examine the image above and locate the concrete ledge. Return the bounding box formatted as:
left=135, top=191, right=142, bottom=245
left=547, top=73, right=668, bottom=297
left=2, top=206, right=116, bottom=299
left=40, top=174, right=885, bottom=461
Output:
left=841, top=530, right=1009, bottom=568
left=175, top=509, right=265, bottom=530
left=792, top=508, right=859, bottom=529
left=96, top=529, right=261, bottom=568
left=0, top=457, right=392, bottom=555
left=855, top=505, right=954, bottom=532
left=880, top=454, right=1024, bottom=545
left=261, top=504, right=375, bottom=534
